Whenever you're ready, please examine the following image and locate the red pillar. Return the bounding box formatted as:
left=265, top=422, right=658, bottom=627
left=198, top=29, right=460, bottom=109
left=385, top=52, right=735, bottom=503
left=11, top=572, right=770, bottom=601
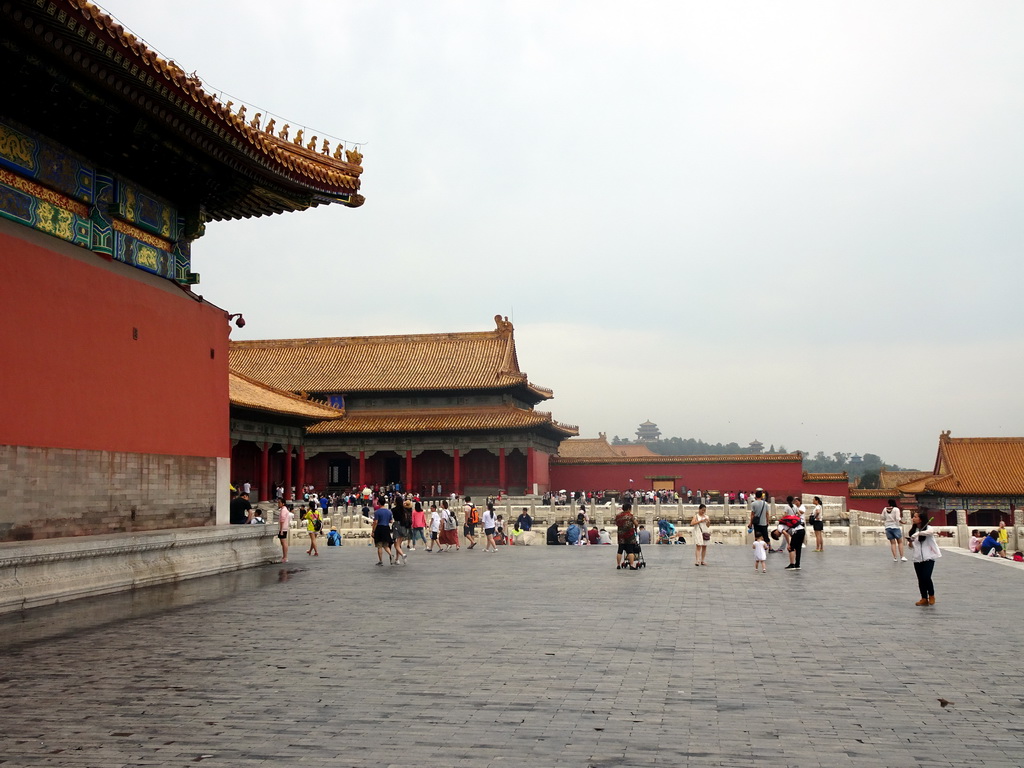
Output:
left=359, top=451, right=366, bottom=487
left=284, top=444, right=293, bottom=500
left=498, top=448, right=507, bottom=493
left=405, top=450, right=413, bottom=494
left=259, top=443, right=270, bottom=502
left=453, top=449, right=461, bottom=495
left=297, top=446, right=306, bottom=494
left=526, top=447, right=535, bottom=495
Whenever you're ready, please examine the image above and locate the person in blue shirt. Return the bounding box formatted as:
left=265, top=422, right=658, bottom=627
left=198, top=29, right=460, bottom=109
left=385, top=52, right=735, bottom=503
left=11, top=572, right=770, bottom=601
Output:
left=517, top=508, right=533, bottom=531
left=566, top=521, right=582, bottom=545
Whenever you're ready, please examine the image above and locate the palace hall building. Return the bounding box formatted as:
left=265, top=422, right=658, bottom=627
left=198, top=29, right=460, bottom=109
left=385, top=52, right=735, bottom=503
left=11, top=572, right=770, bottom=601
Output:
left=228, top=316, right=578, bottom=500
left=0, top=0, right=363, bottom=544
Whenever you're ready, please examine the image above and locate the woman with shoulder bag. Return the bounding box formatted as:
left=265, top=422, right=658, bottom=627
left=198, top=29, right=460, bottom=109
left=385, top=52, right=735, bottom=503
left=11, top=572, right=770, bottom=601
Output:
left=691, top=503, right=711, bottom=566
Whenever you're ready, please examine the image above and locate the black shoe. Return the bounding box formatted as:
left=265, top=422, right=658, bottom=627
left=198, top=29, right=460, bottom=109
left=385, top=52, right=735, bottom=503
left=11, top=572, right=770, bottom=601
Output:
left=792, top=565, right=800, bottom=569
left=784, top=564, right=796, bottom=569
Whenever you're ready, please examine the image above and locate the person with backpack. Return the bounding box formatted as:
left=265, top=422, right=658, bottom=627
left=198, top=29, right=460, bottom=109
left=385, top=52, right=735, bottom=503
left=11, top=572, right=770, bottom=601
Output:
left=304, top=501, right=322, bottom=556
left=463, top=496, right=479, bottom=550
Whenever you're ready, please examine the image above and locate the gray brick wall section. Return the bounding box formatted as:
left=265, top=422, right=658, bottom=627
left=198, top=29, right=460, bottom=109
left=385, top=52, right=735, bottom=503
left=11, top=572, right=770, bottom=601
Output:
left=0, top=444, right=216, bottom=541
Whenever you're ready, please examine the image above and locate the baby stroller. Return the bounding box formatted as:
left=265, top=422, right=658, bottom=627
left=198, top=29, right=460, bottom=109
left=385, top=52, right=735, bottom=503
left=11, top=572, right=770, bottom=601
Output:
left=634, top=541, right=647, bottom=569
left=657, top=519, right=686, bottom=545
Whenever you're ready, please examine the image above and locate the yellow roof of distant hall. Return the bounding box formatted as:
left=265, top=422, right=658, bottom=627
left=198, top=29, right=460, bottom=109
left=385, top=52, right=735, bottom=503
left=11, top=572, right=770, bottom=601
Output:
left=229, top=372, right=343, bottom=421
left=894, top=432, right=1024, bottom=497
left=229, top=316, right=553, bottom=399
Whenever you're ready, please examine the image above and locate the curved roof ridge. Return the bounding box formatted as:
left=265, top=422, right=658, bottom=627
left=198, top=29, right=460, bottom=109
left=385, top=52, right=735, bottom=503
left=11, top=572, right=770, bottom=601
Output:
left=57, top=0, right=363, bottom=207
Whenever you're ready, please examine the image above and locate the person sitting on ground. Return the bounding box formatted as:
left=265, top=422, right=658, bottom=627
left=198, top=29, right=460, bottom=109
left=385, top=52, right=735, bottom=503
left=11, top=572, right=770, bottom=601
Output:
left=546, top=522, right=561, bottom=545
left=566, top=520, right=583, bottom=545
left=969, top=530, right=982, bottom=553
left=517, top=508, right=533, bottom=531
left=598, top=528, right=612, bottom=545
left=587, top=525, right=600, bottom=545
left=637, top=524, right=652, bottom=545
left=981, top=530, right=1007, bottom=557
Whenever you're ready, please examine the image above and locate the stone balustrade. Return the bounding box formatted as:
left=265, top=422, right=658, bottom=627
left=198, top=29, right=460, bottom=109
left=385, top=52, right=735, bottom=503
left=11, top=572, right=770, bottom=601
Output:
left=0, top=526, right=279, bottom=615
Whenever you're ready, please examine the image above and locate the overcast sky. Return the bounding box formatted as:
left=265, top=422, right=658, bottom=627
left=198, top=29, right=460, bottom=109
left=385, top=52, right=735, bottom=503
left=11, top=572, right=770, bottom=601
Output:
left=99, top=0, right=1023, bottom=470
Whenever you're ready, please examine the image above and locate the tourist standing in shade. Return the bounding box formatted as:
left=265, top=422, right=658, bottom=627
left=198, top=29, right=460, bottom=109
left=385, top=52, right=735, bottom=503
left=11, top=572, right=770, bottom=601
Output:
left=810, top=496, right=825, bottom=551
left=882, top=499, right=906, bottom=562
left=691, top=503, right=711, bottom=566
left=277, top=499, right=292, bottom=562
left=908, top=510, right=940, bottom=605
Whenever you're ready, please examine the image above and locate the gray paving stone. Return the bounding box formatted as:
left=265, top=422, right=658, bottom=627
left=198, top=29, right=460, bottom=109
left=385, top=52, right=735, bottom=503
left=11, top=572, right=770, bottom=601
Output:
left=0, top=544, right=1022, bottom=767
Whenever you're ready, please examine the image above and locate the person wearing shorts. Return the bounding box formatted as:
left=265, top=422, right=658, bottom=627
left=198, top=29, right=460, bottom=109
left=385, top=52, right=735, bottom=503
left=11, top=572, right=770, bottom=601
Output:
left=614, top=501, right=640, bottom=570
left=882, top=499, right=906, bottom=562
left=372, top=499, right=395, bottom=566
left=463, top=496, right=478, bottom=549
left=428, top=503, right=440, bottom=552
left=277, top=499, right=292, bottom=562
left=482, top=504, right=498, bottom=552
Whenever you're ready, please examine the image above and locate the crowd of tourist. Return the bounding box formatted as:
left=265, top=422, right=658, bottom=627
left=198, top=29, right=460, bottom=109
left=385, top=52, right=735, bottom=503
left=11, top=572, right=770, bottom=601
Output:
left=229, top=480, right=1023, bottom=608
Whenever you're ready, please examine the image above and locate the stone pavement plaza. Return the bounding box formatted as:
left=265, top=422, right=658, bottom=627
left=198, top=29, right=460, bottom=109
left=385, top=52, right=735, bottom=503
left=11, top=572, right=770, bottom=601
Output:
left=1, top=540, right=1023, bottom=768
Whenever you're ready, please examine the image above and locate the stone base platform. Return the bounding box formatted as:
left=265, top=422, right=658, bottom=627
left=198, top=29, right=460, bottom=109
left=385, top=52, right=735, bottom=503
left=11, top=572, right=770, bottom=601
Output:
left=0, top=525, right=278, bottom=615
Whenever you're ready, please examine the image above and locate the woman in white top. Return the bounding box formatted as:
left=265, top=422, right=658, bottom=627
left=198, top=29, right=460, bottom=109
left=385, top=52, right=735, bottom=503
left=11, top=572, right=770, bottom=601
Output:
left=691, top=504, right=711, bottom=566
left=277, top=500, right=292, bottom=563
left=427, top=503, right=441, bottom=552
left=908, top=510, right=941, bottom=605
left=882, top=499, right=906, bottom=561
left=482, top=505, right=498, bottom=552
left=810, top=496, right=825, bottom=552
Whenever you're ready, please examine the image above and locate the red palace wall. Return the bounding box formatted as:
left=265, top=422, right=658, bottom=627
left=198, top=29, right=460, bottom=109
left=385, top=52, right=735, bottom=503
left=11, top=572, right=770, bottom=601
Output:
left=0, top=224, right=229, bottom=458
left=549, top=459, right=806, bottom=500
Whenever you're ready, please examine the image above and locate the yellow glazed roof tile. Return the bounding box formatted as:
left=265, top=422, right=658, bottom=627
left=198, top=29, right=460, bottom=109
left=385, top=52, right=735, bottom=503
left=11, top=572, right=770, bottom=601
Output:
left=229, top=316, right=553, bottom=398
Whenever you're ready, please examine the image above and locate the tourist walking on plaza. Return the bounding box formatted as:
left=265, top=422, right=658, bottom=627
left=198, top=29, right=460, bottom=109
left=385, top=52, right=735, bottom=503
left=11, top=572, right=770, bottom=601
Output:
left=908, top=510, right=941, bottom=605
left=428, top=503, right=440, bottom=552
left=277, top=499, right=292, bottom=562
left=749, top=490, right=770, bottom=548
left=882, top=498, right=906, bottom=562
left=410, top=501, right=427, bottom=550
left=810, top=496, right=825, bottom=551
left=614, top=501, right=640, bottom=570
left=691, top=503, right=711, bottom=566
left=372, top=497, right=395, bottom=566
left=441, top=500, right=459, bottom=551
left=392, top=500, right=410, bottom=563
left=463, top=497, right=479, bottom=550
left=482, top=504, right=498, bottom=552
left=753, top=532, right=768, bottom=573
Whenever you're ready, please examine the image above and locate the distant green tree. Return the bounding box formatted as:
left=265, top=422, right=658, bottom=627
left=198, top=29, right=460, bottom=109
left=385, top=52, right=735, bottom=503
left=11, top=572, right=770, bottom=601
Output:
left=859, top=470, right=881, bottom=489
